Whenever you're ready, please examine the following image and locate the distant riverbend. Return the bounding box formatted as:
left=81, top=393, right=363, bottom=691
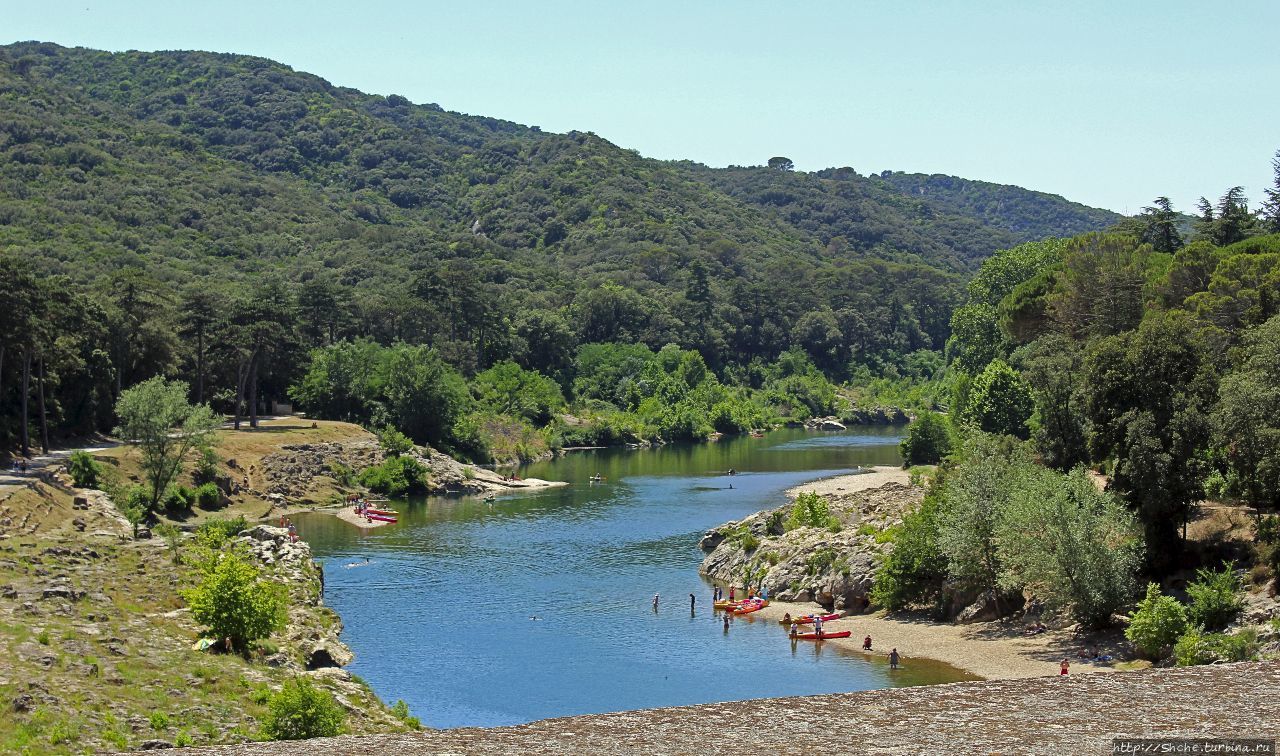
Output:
left=296, top=426, right=973, bottom=729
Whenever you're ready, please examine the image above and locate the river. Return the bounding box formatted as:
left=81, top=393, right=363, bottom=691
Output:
left=296, top=426, right=974, bottom=729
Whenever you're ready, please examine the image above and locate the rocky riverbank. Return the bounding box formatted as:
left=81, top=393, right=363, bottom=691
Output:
left=699, top=467, right=920, bottom=612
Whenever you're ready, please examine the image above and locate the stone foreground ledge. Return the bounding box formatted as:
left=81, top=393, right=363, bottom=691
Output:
left=180, top=662, right=1280, bottom=755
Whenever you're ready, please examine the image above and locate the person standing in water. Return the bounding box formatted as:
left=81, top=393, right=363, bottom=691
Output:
left=652, top=593, right=659, bottom=612
left=889, top=648, right=901, bottom=669
left=689, top=593, right=696, bottom=612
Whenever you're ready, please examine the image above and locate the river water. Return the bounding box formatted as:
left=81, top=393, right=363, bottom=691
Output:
left=296, top=426, right=974, bottom=729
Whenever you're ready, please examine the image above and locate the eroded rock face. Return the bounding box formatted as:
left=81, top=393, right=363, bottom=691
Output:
left=699, top=481, right=924, bottom=612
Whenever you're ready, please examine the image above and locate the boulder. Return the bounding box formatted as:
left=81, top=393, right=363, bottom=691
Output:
left=819, top=419, right=847, bottom=431
left=956, top=590, right=1023, bottom=623
left=306, top=642, right=354, bottom=669
left=138, top=740, right=174, bottom=750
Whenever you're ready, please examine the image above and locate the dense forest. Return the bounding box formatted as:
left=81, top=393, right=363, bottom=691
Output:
left=0, top=42, right=1135, bottom=460
left=883, top=174, right=1280, bottom=648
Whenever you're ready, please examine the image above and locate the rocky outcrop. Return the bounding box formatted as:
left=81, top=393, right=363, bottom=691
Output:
left=699, top=481, right=925, bottom=612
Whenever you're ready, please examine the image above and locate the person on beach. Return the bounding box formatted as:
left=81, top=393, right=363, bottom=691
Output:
left=1060, top=659, right=1070, bottom=675
left=889, top=648, right=901, bottom=669
left=863, top=635, right=873, bottom=651
left=782, top=612, right=792, bottom=626
left=287, top=521, right=298, bottom=543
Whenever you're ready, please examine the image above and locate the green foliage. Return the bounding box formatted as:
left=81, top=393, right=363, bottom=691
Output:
left=1184, top=566, right=1243, bottom=632
left=358, top=456, right=429, bottom=497
left=193, top=481, right=222, bottom=509
left=153, top=522, right=182, bottom=564
left=148, top=711, right=169, bottom=731
left=1174, top=627, right=1258, bottom=666
left=472, top=361, right=564, bottom=425
left=963, top=359, right=1034, bottom=439
left=183, top=551, right=286, bottom=650
left=261, top=678, right=345, bottom=741
left=113, top=376, right=221, bottom=515
left=784, top=491, right=840, bottom=531
left=376, top=426, right=414, bottom=457
left=194, top=516, right=247, bottom=550
left=390, top=699, right=421, bottom=729
left=900, top=411, right=953, bottom=466
left=1125, top=583, right=1189, bottom=660
left=718, top=523, right=760, bottom=552
left=1213, top=315, right=1280, bottom=507
left=805, top=547, right=838, bottom=575
left=193, top=448, right=221, bottom=486
left=872, top=490, right=947, bottom=610
left=996, top=467, right=1143, bottom=628
left=36, top=629, right=50, bottom=645
left=163, top=484, right=196, bottom=513
left=67, top=451, right=101, bottom=488
left=116, top=485, right=148, bottom=539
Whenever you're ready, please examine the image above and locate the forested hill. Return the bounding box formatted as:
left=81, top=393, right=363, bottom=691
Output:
left=0, top=42, right=1126, bottom=453
left=0, top=42, right=1119, bottom=281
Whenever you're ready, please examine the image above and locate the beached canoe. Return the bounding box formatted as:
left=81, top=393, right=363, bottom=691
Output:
left=732, top=600, right=768, bottom=615
left=365, top=507, right=399, bottom=516
left=792, top=630, right=851, bottom=640
left=778, top=612, right=840, bottom=625
left=365, top=513, right=398, bottom=523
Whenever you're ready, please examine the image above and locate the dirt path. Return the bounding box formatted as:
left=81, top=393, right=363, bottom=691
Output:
left=0, top=440, right=120, bottom=498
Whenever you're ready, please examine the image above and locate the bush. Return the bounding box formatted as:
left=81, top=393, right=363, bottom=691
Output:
left=871, top=492, right=946, bottom=610
left=784, top=491, right=840, bottom=531
left=377, top=426, right=414, bottom=457
left=261, top=677, right=345, bottom=741
left=193, top=481, right=222, bottom=509
left=117, top=485, right=149, bottom=539
left=1185, top=566, right=1244, bottom=631
left=1125, top=583, right=1189, bottom=659
left=193, top=448, right=221, bottom=485
left=1174, top=627, right=1259, bottom=666
left=163, top=484, right=195, bottom=513
left=358, top=456, right=429, bottom=497
left=899, top=412, right=954, bottom=466
left=67, top=451, right=101, bottom=488
left=195, top=516, right=247, bottom=549
left=390, top=699, right=421, bottom=729
left=183, top=552, right=286, bottom=649
left=153, top=522, right=182, bottom=564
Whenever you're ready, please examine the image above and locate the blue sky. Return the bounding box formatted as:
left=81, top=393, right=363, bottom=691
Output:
left=4, top=0, right=1277, bottom=214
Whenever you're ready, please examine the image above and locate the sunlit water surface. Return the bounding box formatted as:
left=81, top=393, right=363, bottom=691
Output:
left=296, top=427, right=975, bottom=728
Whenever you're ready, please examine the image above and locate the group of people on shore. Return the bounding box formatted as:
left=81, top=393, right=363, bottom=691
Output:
left=277, top=515, right=299, bottom=542
left=8, top=457, right=29, bottom=474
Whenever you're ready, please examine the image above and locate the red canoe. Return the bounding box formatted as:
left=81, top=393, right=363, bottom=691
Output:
left=793, top=630, right=851, bottom=640
left=732, top=600, right=768, bottom=615
left=365, top=507, right=399, bottom=516
left=365, top=513, right=398, bottom=523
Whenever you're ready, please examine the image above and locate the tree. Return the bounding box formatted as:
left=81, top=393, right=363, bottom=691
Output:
left=1262, top=150, right=1280, bottom=233
left=900, top=411, right=953, bottom=466
left=1049, top=233, right=1148, bottom=339
left=184, top=551, right=286, bottom=650
left=1125, top=583, right=1188, bottom=659
left=1016, top=335, right=1089, bottom=471
left=113, top=376, right=222, bottom=514
left=1083, top=312, right=1218, bottom=566
left=1138, top=197, right=1184, bottom=253
left=471, top=361, right=564, bottom=425
left=1184, top=566, right=1243, bottom=631
left=996, top=467, right=1143, bottom=628
left=1214, top=315, right=1280, bottom=507
left=289, top=339, right=385, bottom=424
left=767, top=156, right=795, bottom=171
left=179, top=287, right=220, bottom=406
left=936, top=437, right=1024, bottom=602
left=963, top=359, right=1034, bottom=439
left=379, top=345, right=473, bottom=449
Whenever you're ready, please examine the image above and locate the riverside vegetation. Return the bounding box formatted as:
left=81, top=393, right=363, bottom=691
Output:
left=4, top=39, right=1280, bottom=750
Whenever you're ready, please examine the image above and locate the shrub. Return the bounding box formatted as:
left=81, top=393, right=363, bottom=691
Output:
left=358, top=456, right=429, bottom=497
left=195, top=516, right=247, bottom=549
left=899, top=411, right=953, bottom=466
left=183, top=552, right=286, bottom=650
left=390, top=699, right=421, bottom=730
left=193, top=481, right=222, bottom=509
left=871, top=492, right=946, bottom=611
left=377, top=426, right=414, bottom=457
left=1185, top=566, right=1244, bottom=631
left=784, top=491, right=840, bottom=531
left=117, top=485, right=149, bottom=539
left=1174, top=627, right=1259, bottom=666
left=67, top=451, right=101, bottom=488
left=149, top=711, right=169, bottom=731
left=261, top=678, right=345, bottom=741
left=718, top=523, right=760, bottom=552
left=805, top=547, right=837, bottom=575
left=193, top=448, right=221, bottom=485
left=163, top=484, right=195, bottom=513
left=1125, top=583, right=1189, bottom=659
left=153, top=522, right=182, bottom=564
left=327, top=461, right=355, bottom=487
